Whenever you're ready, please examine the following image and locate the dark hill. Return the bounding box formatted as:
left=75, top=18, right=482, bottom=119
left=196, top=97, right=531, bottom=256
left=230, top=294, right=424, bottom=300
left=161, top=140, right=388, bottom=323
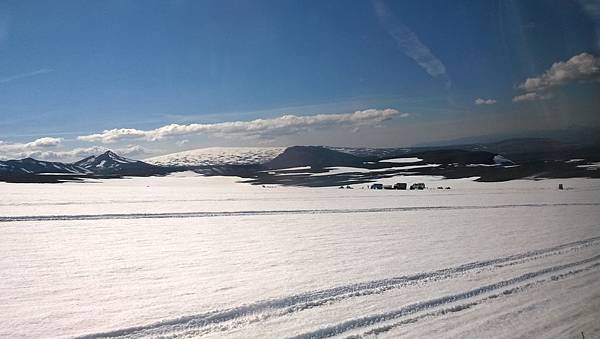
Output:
left=404, top=149, right=499, bottom=165
left=265, top=146, right=364, bottom=169
left=0, top=158, right=89, bottom=175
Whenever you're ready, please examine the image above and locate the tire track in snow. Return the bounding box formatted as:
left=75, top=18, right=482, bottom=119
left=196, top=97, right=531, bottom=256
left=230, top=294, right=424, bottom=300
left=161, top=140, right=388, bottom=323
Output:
left=348, top=262, right=600, bottom=338
left=292, top=255, right=600, bottom=339
left=76, top=236, right=600, bottom=339
left=2, top=202, right=599, bottom=223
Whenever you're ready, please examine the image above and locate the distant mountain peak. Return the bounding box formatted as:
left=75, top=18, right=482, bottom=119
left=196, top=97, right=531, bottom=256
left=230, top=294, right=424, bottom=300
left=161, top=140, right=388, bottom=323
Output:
left=71, top=150, right=161, bottom=175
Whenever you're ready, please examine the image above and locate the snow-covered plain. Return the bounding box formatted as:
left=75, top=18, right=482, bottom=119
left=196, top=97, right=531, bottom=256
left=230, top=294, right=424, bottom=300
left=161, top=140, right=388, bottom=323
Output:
left=1, top=173, right=599, bottom=338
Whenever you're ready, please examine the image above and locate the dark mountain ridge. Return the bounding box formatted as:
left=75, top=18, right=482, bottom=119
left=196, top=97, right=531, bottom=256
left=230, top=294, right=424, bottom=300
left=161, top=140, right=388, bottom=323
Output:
left=1, top=138, right=599, bottom=184
left=265, top=146, right=364, bottom=169
left=0, top=151, right=168, bottom=183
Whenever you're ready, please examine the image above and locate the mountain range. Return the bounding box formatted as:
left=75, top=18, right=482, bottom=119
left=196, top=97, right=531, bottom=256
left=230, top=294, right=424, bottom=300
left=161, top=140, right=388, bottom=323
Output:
left=0, top=151, right=167, bottom=183
left=1, top=138, right=599, bottom=185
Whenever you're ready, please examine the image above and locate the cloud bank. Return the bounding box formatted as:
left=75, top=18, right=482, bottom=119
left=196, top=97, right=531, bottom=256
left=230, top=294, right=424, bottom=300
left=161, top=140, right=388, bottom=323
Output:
left=0, top=143, right=150, bottom=162
left=0, top=137, right=63, bottom=153
left=78, top=108, right=402, bottom=144
left=514, top=53, right=600, bottom=102
left=0, top=137, right=64, bottom=160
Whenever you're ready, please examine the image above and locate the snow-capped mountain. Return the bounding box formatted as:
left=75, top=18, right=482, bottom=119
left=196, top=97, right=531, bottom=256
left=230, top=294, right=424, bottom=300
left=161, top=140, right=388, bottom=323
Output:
left=145, top=147, right=286, bottom=167
left=0, top=158, right=90, bottom=175
left=74, top=150, right=162, bottom=175
left=0, top=150, right=167, bottom=182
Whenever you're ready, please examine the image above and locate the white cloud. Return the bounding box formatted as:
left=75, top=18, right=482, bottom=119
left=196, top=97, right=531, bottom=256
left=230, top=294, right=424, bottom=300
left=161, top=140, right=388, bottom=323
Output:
left=27, top=137, right=63, bottom=148
left=519, top=53, right=600, bottom=92
left=0, top=137, right=63, bottom=160
left=0, top=137, right=63, bottom=153
left=78, top=108, right=402, bottom=144
left=512, top=53, right=599, bottom=103
left=512, top=92, right=554, bottom=102
left=372, top=0, right=450, bottom=86
left=475, top=98, right=497, bottom=105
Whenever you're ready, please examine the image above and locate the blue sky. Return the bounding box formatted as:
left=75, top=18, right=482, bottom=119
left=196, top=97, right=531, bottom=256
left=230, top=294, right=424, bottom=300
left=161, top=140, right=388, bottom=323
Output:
left=0, top=0, right=599, bottom=160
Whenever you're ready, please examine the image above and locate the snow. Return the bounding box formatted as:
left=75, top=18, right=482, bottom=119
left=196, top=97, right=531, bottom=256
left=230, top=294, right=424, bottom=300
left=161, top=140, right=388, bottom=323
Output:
left=95, top=160, right=106, bottom=168
left=577, top=162, right=600, bottom=170
left=311, top=164, right=440, bottom=176
left=379, top=157, right=423, bottom=164
left=146, top=147, right=285, bottom=166
left=0, top=175, right=599, bottom=338
left=274, top=172, right=314, bottom=176
left=271, top=166, right=312, bottom=171
left=493, top=154, right=514, bottom=165
left=392, top=163, right=440, bottom=170
left=259, top=166, right=312, bottom=174
left=311, top=166, right=372, bottom=176
left=466, top=163, right=499, bottom=167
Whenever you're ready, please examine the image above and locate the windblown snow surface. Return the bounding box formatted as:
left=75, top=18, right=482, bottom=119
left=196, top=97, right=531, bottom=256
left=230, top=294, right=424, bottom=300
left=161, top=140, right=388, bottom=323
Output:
left=1, top=173, right=599, bottom=338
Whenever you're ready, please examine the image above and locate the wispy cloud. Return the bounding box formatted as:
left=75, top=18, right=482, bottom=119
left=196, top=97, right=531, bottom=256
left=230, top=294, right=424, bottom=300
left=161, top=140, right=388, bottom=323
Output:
left=78, top=109, right=403, bottom=144
left=475, top=98, right=497, bottom=105
left=0, top=68, right=54, bottom=84
left=578, top=0, right=600, bottom=49
left=372, top=0, right=450, bottom=87
left=512, top=92, right=553, bottom=102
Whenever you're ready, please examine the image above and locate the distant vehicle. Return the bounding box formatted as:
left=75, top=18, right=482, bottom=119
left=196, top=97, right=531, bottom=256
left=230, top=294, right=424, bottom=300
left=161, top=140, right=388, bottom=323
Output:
left=410, top=183, right=426, bottom=190
left=383, top=185, right=395, bottom=190
left=393, top=183, right=407, bottom=190
left=370, top=183, right=383, bottom=189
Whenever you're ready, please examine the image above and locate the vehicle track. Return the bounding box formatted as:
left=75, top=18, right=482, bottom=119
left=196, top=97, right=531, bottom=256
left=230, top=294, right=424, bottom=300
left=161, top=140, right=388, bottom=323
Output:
left=2, top=202, right=599, bottom=223
left=77, top=236, right=600, bottom=338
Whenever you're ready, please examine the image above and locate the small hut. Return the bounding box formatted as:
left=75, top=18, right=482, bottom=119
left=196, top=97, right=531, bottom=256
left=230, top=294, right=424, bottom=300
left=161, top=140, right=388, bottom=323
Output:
left=394, top=183, right=407, bottom=190
left=410, top=183, right=426, bottom=190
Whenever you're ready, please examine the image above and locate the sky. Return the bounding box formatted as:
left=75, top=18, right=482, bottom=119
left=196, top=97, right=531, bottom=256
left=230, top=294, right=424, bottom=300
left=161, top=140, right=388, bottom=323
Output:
left=0, top=0, right=599, bottom=161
